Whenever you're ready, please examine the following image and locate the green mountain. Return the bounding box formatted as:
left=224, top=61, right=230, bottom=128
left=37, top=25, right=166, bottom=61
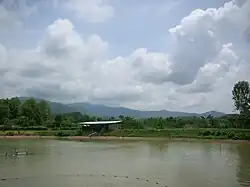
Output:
left=201, top=110, right=226, bottom=117
left=17, top=97, right=226, bottom=117
left=68, top=102, right=226, bottom=118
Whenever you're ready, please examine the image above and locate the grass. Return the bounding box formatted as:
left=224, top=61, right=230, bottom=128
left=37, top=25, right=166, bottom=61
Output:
left=1, top=128, right=250, bottom=140
left=0, top=129, right=91, bottom=137
left=105, top=128, right=250, bottom=140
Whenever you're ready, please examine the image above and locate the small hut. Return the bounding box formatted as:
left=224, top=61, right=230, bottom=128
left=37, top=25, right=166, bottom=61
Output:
left=78, top=120, right=122, bottom=133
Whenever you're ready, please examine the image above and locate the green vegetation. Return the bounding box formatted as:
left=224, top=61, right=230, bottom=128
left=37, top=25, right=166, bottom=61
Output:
left=1, top=80, right=250, bottom=140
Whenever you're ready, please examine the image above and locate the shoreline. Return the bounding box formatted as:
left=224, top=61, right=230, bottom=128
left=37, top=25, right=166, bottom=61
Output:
left=0, top=135, right=249, bottom=143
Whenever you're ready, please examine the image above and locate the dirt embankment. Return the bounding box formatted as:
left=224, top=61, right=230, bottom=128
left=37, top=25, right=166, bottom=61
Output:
left=0, top=135, right=249, bottom=143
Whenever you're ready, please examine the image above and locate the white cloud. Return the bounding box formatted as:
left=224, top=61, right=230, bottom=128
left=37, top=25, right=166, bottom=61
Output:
left=39, top=19, right=108, bottom=60
left=62, top=0, right=114, bottom=23
left=0, top=0, right=38, bottom=29
left=176, top=43, right=239, bottom=93
left=0, top=43, right=7, bottom=64
left=1, top=0, right=250, bottom=113
left=165, top=0, right=248, bottom=86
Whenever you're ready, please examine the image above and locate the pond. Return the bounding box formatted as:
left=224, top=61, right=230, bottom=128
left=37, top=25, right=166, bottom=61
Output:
left=0, top=139, right=250, bottom=187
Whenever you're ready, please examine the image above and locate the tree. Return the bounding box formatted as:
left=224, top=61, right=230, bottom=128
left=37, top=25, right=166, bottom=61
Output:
left=82, top=114, right=91, bottom=122
left=97, top=117, right=102, bottom=121
left=232, top=81, right=250, bottom=114
left=0, top=100, right=10, bottom=125
left=8, top=97, right=21, bottom=119
left=20, top=98, right=42, bottom=126
left=54, top=114, right=63, bottom=128
left=119, top=115, right=124, bottom=120
left=38, top=100, right=51, bottom=125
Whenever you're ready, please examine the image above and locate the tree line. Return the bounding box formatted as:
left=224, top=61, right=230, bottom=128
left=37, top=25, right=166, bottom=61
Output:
left=0, top=97, right=72, bottom=130
left=0, top=80, right=250, bottom=131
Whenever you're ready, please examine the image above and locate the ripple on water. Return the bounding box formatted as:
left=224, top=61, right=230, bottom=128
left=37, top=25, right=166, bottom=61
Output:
left=2, top=140, right=250, bottom=187
left=0, top=174, right=169, bottom=187
left=237, top=168, right=250, bottom=186
left=237, top=165, right=250, bottom=187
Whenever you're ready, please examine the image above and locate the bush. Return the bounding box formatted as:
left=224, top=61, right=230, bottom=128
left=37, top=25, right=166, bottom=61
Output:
left=6, top=131, right=14, bottom=136
left=55, top=131, right=65, bottom=137
left=220, top=131, right=227, bottom=136
left=198, top=130, right=203, bottom=136
left=215, top=130, right=221, bottom=136
left=0, top=126, right=48, bottom=131
left=230, top=132, right=250, bottom=140
left=74, top=130, right=83, bottom=136
left=35, top=131, right=52, bottom=136
left=202, top=130, right=212, bottom=136
left=55, top=131, right=73, bottom=137
left=244, top=134, right=250, bottom=140
left=227, top=131, right=235, bottom=139
left=22, top=126, right=48, bottom=131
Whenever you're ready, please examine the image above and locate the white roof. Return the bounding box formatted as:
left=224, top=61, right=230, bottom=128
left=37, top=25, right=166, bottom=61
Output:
left=78, top=120, right=122, bottom=125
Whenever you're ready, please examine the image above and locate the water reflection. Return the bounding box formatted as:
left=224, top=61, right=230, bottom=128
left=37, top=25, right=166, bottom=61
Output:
left=1, top=140, right=250, bottom=187
left=236, top=144, right=250, bottom=186
left=0, top=140, right=52, bottom=178
left=147, top=141, right=168, bottom=160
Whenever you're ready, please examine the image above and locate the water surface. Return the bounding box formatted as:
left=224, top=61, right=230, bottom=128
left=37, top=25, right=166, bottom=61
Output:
left=0, top=139, right=250, bottom=187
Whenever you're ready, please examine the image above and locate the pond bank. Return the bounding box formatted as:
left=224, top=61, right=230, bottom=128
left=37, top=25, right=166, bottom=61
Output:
left=0, top=135, right=249, bottom=143
left=1, top=128, right=250, bottom=142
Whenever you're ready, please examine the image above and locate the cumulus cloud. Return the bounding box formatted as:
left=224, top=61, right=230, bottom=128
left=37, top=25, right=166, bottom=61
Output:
left=14, top=19, right=109, bottom=100
left=163, top=0, right=249, bottom=86
left=39, top=19, right=108, bottom=60
left=176, top=43, right=239, bottom=93
left=1, top=0, right=250, bottom=113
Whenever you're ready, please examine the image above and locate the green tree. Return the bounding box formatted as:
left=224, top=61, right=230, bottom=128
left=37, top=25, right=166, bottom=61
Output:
left=38, top=100, right=51, bottom=125
left=63, top=116, right=73, bottom=127
left=232, top=81, right=250, bottom=114
left=97, top=117, right=102, bottom=121
left=119, top=115, right=124, bottom=120
left=0, top=100, right=10, bottom=125
left=8, top=97, right=21, bottom=119
left=20, top=98, right=41, bottom=126
left=82, top=114, right=91, bottom=121
left=54, top=114, right=63, bottom=128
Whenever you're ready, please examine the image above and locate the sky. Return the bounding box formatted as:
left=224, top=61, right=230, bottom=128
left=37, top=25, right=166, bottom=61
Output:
left=0, top=0, right=250, bottom=113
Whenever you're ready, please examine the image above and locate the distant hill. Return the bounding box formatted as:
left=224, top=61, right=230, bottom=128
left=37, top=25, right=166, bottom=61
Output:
left=18, top=97, right=79, bottom=114
left=200, top=110, right=226, bottom=117
left=14, top=97, right=226, bottom=118
left=68, top=102, right=226, bottom=118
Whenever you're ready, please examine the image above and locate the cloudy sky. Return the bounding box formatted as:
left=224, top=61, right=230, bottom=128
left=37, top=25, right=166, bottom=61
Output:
left=0, top=0, right=250, bottom=113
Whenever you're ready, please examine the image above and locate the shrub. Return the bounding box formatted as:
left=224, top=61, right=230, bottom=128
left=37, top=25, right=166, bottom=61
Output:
left=215, top=130, right=221, bottom=136
left=74, top=130, right=83, bottom=136
left=6, top=131, right=14, bottom=136
left=232, top=132, right=245, bottom=140
left=35, top=131, right=52, bottom=136
left=202, top=130, right=212, bottom=136
left=244, top=134, right=250, bottom=140
left=55, top=131, right=73, bottom=137
left=227, top=131, right=235, bottom=139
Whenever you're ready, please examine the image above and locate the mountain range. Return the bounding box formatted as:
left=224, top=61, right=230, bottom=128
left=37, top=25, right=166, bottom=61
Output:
left=17, top=97, right=226, bottom=118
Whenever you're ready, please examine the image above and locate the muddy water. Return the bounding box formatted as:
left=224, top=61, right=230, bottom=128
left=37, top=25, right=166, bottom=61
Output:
left=0, top=139, right=250, bottom=187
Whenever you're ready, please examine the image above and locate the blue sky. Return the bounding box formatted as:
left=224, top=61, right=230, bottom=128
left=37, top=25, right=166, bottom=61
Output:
left=2, top=0, right=230, bottom=53
left=0, top=0, right=250, bottom=113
